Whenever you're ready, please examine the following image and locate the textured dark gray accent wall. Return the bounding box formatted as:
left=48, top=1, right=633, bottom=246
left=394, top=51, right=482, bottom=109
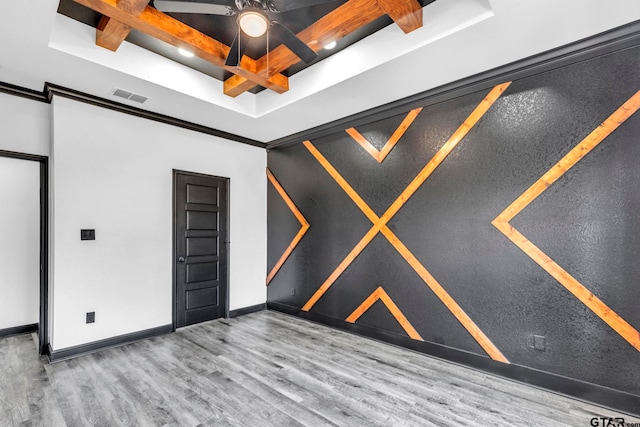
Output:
left=267, top=45, right=640, bottom=399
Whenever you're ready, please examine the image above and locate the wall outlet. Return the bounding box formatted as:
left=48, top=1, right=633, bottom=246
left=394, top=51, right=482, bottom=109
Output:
left=86, top=312, right=95, bottom=324
left=533, top=335, right=546, bottom=351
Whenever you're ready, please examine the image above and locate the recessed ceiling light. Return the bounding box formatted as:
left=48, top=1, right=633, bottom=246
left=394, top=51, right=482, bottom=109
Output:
left=324, top=41, right=337, bottom=50
left=178, top=47, right=195, bottom=58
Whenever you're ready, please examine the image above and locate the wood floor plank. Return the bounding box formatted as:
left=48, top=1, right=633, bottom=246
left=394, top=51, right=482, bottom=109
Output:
left=217, top=327, right=420, bottom=425
left=0, top=311, right=638, bottom=426
left=223, top=323, right=444, bottom=425
left=232, top=317, right=521, bottom=426
left=246, top=315, right=598, bottom=425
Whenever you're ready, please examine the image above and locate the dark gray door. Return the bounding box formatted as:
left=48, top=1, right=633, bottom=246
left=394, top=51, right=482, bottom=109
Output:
left=174, top=171, right=228, bottom=328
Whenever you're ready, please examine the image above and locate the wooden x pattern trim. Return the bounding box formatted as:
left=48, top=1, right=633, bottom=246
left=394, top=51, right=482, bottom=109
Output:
left=266, top=168, right=310, bottom=285
left=493, top=90, right=640, bottom=352
left=302, top=82, right=512, bottom=363
left=346, top=286, right=423, bottom=340
left=346, top=108, right=423, bottom=163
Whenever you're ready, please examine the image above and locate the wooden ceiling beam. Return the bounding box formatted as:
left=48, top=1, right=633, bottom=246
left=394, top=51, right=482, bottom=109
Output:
left=76, top=0, right=422, bottom=96
left=223, top=0, right=423, bottom=97
left=224, top=0, right=385, bottom=97
left=73, top=0, right=289, bottom=93
left=376, top=0, right=423, bottom=34
left=96, top=0, right=150, bottom=51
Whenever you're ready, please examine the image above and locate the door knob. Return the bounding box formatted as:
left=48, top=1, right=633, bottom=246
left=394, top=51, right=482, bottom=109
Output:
left=178, top=257, right=186, bottom=263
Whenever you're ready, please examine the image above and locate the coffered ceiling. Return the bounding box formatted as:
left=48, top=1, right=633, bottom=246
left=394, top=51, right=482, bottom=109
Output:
left=0, top=1, right=639, bottom=143
left=58, top=0, right=435, bottom=95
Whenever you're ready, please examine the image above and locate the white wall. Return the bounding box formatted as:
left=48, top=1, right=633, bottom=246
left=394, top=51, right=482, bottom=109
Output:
left=50, top=96, right=266, bottom=350
left=0, top=156, right=40, bottom=330
left=0, top=92, right=50, bottom=156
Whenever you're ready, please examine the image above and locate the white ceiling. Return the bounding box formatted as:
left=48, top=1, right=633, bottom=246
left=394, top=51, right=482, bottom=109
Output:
left=1, top=0, right=639, bottom=144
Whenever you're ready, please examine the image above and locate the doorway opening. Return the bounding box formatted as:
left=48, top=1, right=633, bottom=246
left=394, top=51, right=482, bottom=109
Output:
left=0, top=150, right=48, bottom=355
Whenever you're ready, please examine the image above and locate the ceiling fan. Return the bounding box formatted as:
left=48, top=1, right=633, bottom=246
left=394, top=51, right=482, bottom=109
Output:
left=153, top=0, right=337, bottom=67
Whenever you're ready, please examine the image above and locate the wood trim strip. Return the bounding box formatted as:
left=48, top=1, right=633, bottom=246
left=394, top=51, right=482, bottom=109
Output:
left=345, top=286, right=383, bottom=322
left=495, top=91, right=640, bottom=224
left=380, top=227, right=508, bottom=362
left=300, top=140, right=382, bottom=310
left=346, top=107, right=423, bottom=163
left=346, top=128, right=381, bottom=161
left=302, top=141, right=379, bottom=223
left=493, top=90, right=640, bottom=352
left=301, top=84, right=511, bottom=362
left=379, top=107, right=423, bottom=161
left=266, top=168, right=310, bottom=285
left=72, top=0, right=289, bottom=93
left=346, top=286, right=423, bottom=340
left=377, top=287, right=422, bottom=340
left=301, top=223, right=382, bottom=310
left=379, top=82, right=511, bottom=224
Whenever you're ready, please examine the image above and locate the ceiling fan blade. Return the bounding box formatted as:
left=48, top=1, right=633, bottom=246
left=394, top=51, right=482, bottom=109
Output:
left=153, top=0, right=235, bottom=15
left=224, top=33, right=251, bottom=66
left=270, top=22, right=317, bottom=64
left=269, top=0, right=338, bottom=13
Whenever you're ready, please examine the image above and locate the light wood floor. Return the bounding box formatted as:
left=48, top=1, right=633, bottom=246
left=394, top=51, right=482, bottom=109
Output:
left=1, top=310, right=638, bottom=426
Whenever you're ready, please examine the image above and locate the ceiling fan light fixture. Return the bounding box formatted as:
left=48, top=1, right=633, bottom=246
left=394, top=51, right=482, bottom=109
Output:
left=239, top=10, right=269, bottom=37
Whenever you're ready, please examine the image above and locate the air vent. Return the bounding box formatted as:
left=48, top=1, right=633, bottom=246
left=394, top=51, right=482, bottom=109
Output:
left=110, top=87, right=149, bottom=104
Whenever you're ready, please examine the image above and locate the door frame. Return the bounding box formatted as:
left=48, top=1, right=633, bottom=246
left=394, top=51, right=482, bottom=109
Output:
left=0, top=150, right=49, bottom=355
left=172, top=169, right=230, bottom=330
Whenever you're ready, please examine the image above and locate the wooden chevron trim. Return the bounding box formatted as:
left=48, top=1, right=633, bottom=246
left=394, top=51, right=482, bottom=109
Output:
left=266, top=168, right=310, bottom=285
left=493, top=90, right=640, bottom=352
left=346, top=107, right=423, bottom=163
left=346, top=286, right=423, bottom=341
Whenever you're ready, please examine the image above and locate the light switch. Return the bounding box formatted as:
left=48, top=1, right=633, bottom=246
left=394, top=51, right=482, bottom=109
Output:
left=81, top=229, right=95, bottom=240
